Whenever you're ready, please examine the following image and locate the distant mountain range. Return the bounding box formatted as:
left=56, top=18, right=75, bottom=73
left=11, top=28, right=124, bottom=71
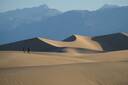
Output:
left=0, top=4, right=128, bottom=44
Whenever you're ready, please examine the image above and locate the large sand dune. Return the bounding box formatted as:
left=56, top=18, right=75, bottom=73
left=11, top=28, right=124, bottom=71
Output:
left=0, top=33, right=128, bottom=52
left=0, top=34, right=103, bottom=52
left=40, top=35, right=103, bottom=51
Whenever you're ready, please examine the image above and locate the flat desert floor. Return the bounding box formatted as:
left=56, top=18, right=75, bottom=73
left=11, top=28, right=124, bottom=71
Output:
left=0, top=50, right=128, bottom=85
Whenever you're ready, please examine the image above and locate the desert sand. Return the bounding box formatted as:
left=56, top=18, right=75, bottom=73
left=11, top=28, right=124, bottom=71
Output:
left=0, top=33, right=128, bottom=85
left=0, top=50, right=128, bottom=85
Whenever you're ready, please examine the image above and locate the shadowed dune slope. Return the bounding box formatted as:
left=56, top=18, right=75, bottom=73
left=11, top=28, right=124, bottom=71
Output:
left=0, top=38, right=61, bottom=52
left=93, top=32, right=128, bottom=51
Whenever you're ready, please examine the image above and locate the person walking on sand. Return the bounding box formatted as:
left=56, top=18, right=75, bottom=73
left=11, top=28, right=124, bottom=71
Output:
left=22, top=47, right=26, bottom=53
left=27, top=48, right=31, bottom=53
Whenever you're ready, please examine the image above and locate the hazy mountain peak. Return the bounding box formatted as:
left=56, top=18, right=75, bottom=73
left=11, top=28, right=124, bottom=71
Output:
left=100, top=4, right=120, bottom=10
left=65, top=10, right=90, bottom=14
left=39, top=4, right=49, bottom=9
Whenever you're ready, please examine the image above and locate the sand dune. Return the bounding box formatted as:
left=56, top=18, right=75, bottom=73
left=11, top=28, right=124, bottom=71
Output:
left=0, top=34, right=103, bottom=52
left=0, top=32, right=128, bottom=52
left=40, top=35, right=103, bottom=50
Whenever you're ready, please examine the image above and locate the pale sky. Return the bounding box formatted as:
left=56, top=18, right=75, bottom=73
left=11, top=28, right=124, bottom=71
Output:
left=0, top=0, right=128, bottom=12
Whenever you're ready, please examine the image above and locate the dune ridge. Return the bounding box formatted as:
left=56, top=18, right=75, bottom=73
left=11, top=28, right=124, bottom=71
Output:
left=39, top=34, right=103, bottom=51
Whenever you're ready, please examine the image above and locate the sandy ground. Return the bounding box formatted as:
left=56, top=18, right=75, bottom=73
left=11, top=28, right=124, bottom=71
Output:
left=0, top=51, right=128, bottom=85
left=0, top=51, right=93, bottom=68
